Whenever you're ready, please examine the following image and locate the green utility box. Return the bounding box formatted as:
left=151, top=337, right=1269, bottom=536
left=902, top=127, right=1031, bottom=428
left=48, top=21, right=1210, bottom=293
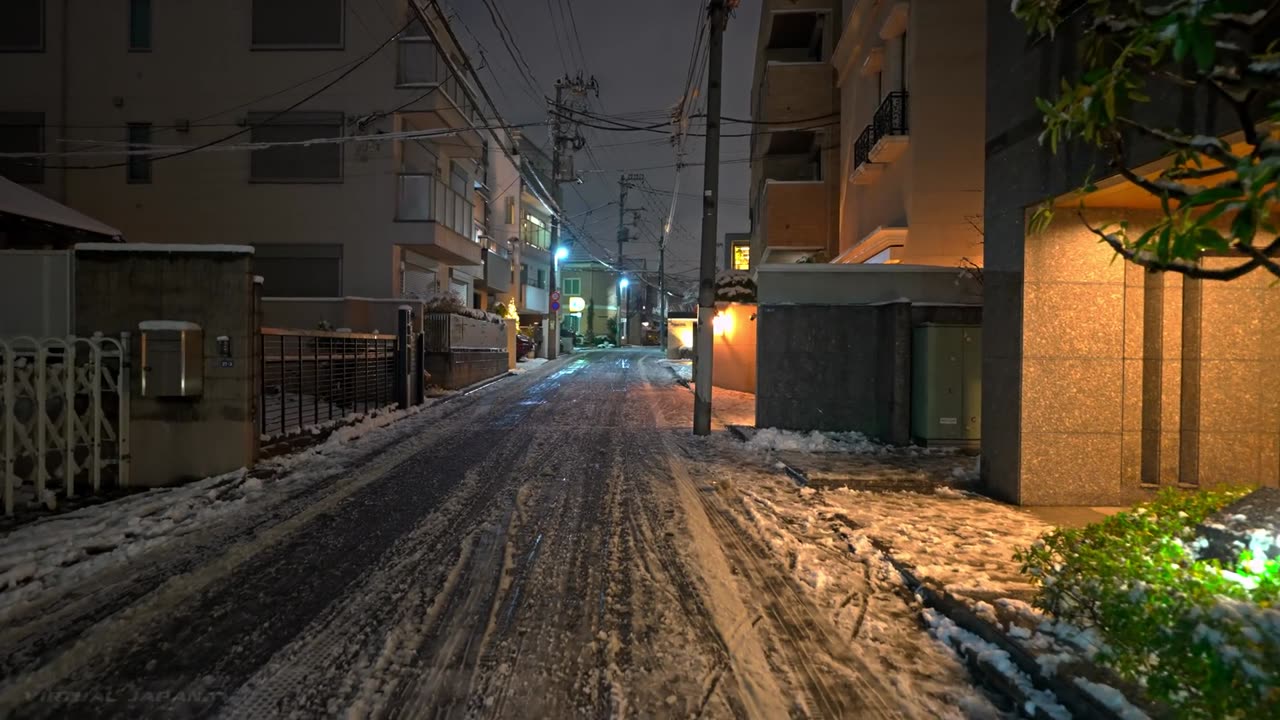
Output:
left=911, top=325, right=981, bottom=447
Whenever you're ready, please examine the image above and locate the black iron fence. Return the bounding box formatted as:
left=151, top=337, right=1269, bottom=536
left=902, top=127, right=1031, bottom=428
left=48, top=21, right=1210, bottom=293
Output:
left=853, top=91, right=910, bottom=171
left=259, top=328, right=398, bottom=438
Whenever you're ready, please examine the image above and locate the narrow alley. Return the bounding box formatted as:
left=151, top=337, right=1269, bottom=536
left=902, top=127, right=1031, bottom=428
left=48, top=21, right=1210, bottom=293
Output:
left=0, top=349, right=992, bottom=719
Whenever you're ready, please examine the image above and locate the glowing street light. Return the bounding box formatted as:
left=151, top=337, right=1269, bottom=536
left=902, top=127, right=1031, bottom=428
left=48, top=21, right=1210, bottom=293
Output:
left=555, top=246, right=569, bottom=261
left=619, top=277, right=630, bottom=288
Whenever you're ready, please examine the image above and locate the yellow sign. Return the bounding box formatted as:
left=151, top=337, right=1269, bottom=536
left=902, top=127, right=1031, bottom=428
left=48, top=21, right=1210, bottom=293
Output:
left=732, top=243, right=750, bottom=271
left=567, top=296, right=587, bottom=312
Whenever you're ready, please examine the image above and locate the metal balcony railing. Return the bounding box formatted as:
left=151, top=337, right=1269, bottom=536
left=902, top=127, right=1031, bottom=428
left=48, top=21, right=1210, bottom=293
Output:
left=853, top=124, right=875, bottom=170
left=873, top=91, right=909, bottom=139
left=396, top=172, right=475, bottom=239
left=853, top=91, right=909, bottom=170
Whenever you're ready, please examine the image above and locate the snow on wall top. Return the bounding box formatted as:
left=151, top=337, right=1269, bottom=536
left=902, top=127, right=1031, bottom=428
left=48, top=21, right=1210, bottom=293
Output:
left=76, top=243, right=254, bottom=254
left=138, top=320, right=201, bottom=331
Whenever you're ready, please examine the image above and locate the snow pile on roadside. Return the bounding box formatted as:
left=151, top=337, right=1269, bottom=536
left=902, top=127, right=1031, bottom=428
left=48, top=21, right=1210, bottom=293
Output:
left=0, top=397, right=444, bottom=620
left=925, top=609, right=1072, bottom=720
left=746, top=427, right=883, bottom=454
left=510, top=357, right=550, bottom=375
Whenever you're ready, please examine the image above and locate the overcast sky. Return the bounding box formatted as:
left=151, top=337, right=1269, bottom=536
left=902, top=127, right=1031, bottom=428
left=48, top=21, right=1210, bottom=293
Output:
left=450, top=0, right=762, bottom=283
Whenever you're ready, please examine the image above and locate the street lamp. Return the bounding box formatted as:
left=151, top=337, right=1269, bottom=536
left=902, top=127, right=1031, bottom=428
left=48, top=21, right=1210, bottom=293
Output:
left=555, top=246, right=569, bottom=261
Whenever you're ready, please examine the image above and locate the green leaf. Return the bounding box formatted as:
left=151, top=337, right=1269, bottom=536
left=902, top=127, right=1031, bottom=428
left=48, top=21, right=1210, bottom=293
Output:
left=1190, top=22, right=1215, bottom=72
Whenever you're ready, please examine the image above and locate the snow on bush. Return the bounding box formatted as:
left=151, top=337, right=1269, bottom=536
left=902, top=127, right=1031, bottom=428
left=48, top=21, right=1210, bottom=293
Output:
left=1015, top=489, right=1280, bottom=719
left=715, top=270, right=756, bottom=303
left=745, top=428, right=884, bottom=454
left=418, top=290, right=503, bottom=323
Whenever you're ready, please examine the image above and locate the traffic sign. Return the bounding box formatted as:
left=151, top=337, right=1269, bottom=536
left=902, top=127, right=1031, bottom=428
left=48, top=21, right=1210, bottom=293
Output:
left=550, top=301, right=561, bottom=311
left=550, top=291, right=561, bottom=302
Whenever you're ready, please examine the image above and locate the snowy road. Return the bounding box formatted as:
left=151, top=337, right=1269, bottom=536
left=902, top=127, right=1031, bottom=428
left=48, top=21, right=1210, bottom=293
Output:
left=0, top=349, right=994, bottom=719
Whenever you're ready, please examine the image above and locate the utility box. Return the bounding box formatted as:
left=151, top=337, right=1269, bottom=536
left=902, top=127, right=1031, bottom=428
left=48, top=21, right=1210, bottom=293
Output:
left=911, top=324, right=981, bottom=447
left=139, top=321, right=204, bottom=398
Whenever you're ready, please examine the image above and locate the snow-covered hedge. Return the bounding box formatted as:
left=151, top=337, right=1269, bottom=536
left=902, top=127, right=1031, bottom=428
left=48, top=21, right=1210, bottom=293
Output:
left=1015, top=489, right=1279, bottom=719
left=715, top=270, right=756, bottom=303
left=419, top=291, right=503, bottom=324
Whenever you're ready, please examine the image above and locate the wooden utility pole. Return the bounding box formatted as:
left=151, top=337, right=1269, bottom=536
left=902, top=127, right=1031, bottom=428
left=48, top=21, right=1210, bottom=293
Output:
left=616, top=174, right=628, bottom=345
left=694, top=0, right=727, bottom=435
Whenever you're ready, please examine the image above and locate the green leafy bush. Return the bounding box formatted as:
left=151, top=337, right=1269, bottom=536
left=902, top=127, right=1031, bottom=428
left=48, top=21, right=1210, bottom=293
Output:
left=1015, top=489, right=1280, bottom=719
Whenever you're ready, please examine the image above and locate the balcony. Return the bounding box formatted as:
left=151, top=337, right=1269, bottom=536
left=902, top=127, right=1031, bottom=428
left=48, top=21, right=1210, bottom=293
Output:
left=522, top=284, right=549, bottom=315
left=481, top=248, right=512, bottom=293
left=753, top=180, right=828, bottom=264
left=850, top=91, right=909, bottom=180
left=395, top=172, right=482, bottom=266
left=754, top=62, right=836, bottom=156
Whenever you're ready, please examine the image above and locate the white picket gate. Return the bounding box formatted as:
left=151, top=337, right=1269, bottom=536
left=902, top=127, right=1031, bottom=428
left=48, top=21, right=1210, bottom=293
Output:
left=0, top=334, right=131, bottom=514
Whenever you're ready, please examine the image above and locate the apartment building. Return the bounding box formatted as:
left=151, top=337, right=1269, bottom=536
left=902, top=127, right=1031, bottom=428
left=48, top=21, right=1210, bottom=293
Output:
left=982, top=6, right=1279, bottom=504
left=747, top=0, right=842, bottom=266
left=0, top=0, right=540, bottom=312
left=515, top=135, right=553, bottom=328
left=832, top=0, right=984, bottom=266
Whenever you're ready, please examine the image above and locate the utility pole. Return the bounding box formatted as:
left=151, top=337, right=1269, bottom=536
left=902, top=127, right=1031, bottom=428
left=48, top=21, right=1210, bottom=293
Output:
left=547, top=73, right=597, bottom=358
left=617, top=174, right=628, bottom=346
left=694, top=0, right=728, bottom=436
left=615, top=172, right=644, bottom=346
left=658, top=232, right=667, bottom=350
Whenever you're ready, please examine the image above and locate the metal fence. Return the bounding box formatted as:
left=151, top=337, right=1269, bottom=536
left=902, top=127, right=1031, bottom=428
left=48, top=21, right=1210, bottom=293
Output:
left=853, top=91, right=909, bottom=171
left=1, top=334, right=130, bottom=514
left=259, top=328, right=398, bottom=439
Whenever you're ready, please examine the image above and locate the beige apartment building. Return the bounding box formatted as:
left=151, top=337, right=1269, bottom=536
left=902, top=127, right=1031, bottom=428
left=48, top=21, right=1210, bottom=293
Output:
left=747, top=0, right=842, bottom=266
left=831, top=0, right=985, bottom=266
left=0, top=0, right=546, bottom=317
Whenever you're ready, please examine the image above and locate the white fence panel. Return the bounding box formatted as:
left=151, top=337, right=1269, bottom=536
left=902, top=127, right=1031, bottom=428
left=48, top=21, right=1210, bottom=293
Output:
left=1, top=334, right=130, bottom=514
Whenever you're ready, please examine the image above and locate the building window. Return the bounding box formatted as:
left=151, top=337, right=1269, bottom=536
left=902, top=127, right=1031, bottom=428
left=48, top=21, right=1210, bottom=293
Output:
left=126, top=123, right=152, bottom=183
left=0, top=112, right=44, bottom=184
left=562, top=277, right=581, bottom=296
left=732, top=244, right=750, bottom=271
left=521, top=213, right=550, bottom=250
left=248, top=112, right=343, bottom=182
left=253, top=244, right=342, bottom=297
left=129, top=0, right=151, bottom=51
left=0, top=0, right=43, bottom=51
left=505, top=196, right=516, bottom=225
left=397, top=34, right=442, bottom=86
left=536, top=268, right=546, bottom=289
left=252, top=0, right=343, bottom=49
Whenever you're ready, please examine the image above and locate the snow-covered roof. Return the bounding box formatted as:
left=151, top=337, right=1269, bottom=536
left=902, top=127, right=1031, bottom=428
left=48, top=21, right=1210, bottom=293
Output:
left=76, top=242, right=254, bottom=254
left=0, top=177, right=123, bottom=239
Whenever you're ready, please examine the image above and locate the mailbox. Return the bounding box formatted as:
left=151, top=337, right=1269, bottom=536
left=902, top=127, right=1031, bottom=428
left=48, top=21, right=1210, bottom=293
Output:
left=139, top=320, right=204, bottom=398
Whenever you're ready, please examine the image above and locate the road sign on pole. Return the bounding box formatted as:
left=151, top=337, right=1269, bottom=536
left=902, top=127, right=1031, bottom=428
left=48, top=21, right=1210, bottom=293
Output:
left=550, top=291, right=561, bottom=302
left=551, top=301, right=561, bottom=311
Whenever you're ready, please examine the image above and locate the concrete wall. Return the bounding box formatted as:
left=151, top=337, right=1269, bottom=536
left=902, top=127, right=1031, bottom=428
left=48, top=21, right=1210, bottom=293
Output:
left=712, top=303, right=757, bottom=394
left=756, top=263, right=982, bottom=305
left=424, top=351, right=507, bottom=390
left=73, top=246, right=257, bottom=487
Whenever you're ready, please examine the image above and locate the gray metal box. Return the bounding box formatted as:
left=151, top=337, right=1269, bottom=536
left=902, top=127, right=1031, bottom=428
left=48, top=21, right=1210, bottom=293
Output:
left=911, top=324, right=982, bottom=446
left=139, top=321, right=204, bottom=398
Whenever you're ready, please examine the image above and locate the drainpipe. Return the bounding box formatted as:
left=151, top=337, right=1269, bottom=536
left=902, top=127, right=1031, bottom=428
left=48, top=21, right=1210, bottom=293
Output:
left=59, top=0, right=70, bottom=203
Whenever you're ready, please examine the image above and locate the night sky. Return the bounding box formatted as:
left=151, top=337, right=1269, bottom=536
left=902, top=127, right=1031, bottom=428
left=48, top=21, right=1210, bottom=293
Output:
left=451, top=0, right=762, bottom=285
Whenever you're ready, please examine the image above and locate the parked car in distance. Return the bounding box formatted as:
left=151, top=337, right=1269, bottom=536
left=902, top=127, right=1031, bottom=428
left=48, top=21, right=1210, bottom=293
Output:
left=516, top=334, right=535, bottom=359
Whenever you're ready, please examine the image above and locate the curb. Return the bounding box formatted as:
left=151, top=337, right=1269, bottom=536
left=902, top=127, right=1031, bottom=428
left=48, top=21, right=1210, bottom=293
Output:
left=852, top=530, right=1156, bottom=720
